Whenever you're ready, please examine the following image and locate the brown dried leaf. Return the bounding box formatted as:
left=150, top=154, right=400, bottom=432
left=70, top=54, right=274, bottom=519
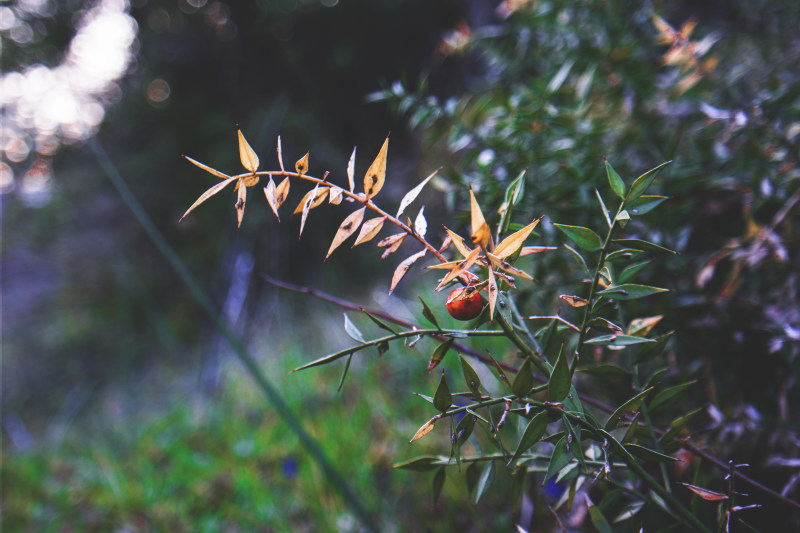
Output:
left=183, top=155, right=232, bottom=180
left=410, top=417, right=437, bottom=443
left=293, top=186, right=329, bottom=215
left=438, top=234, right=452, bottom=254
left=377, top=232, right=407, bottom=259
left=353, top=216, right=386, bottom=247
left=520, top=246, right=559, bottom=256
left=390, top=249, right=426, bottom=293
left=560, top=294, right=588, bottom=308
left=235, top=178, right=247, bottom=228
left=295, top=152, right=310, bottom=176
left=396, top=168, right=440, bottom=218
left=328, top=185, right=344, bottom=205
left=347, top=146, right=356, bottom=193
left=469, top=188, right=491, bottom=247
left=435, top=247, right=481, bottom=291
left=180, top=176, right=238, bottom=222
left=263, top=178, right=281, bottom=221
left=238, top=129, right=259, bottom=173
left=628, top=316, right=663, bottom=337
left=490, top=255, right=534, bottom=281
left=326, top=207, right=366, bottom=259
left=487, top=266, right=498, bottom=320
left=276, top=136, right=285, bottom=172
left=493, top=217, right=542, bottom=259
left=443, top=226, right=473, bottom=258
left=275, top=177, right=290, bottom=207
left=364, top=136, right=388, bottom=199
left=414, top=207, right=427, bottom=238
left=680, top=482, right=728, bottom=501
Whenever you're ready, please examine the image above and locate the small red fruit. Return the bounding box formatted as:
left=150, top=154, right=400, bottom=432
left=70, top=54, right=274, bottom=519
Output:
left=446, top=286, right=484, bottom=321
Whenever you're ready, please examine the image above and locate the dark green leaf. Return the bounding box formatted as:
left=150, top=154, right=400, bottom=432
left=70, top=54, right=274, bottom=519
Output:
left=605, top=159, right=625, bottom=199
left=563, top=384, right=585, bottom=418
left=597, top=284, right=669, bottom=300
left=548, top=344, right=571, bottom=402
left=412, top=392, right=435, bottom=405
left=605, top=248, right=644, bottom=263
left=510, top=469, right=527, bottom=510
left=393, top=456, right=440, bottom=471
left=488, top=354, right=511, bottom=391
left=362, top=310, right=397, bottom=334
left=459, top=354, right=482, bottom=398
left=628, top=195, right=667, bottom=215
left=604, top=386, right=654, bottom=431
left=544, top=436, right=572, bottom=484
left=511, top=358, right=534, bottom=397
left=625, top=443, right=678, bottom=463
left=563, top=244, right=590, bottom=273
left=660, top=407, right=704, bottom=443
left=613, top=501, right=645, bottom=523
left=432, top=467, right=446, bottom=504
left=337, top=353, right=354, bottom=392
left=618, top=261, right=652, bottom=284
left=650, top=381, right=697, bottom=412
left=636, top=332, right=674, bottom=364
left=455, top=413, right=475, bottom=445
left=585, top=334, right=657, bottom=346
left=475, top=460, right=495, bottom=503
left=624, top=161, right=671, bottom=203
left=596, top=189, right=612, bottom=228
left=433, top=371, right=452, bottom=412
left=499, top=169, right=527, bottom=234
left=577, top=364, right=631, bottom=377
left=541, top=319, right=561, bottom=362
left=419, top=296, right=441, bottom=330
left=613, top=238, right=677, bottom=254
left=553, top=223, right=603, bottom=252
left=511, top=411, right=548, bottom=464
left=428, top=337, right=455, bottom=372
left=465, top=462, right=480, bottom=494
left=588, top=501, right=614, bottom=533
left=622, top=412, right=641, bottom=443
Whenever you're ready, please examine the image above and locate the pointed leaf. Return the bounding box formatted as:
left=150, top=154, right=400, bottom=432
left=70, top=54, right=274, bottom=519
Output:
left=585, top=334, right=657, bottom=346
left=628, top=315, right=663, bottom=337
left=419, top=297, right=441, bottom=330
left=553, top=223, right=603, bottom=252
left=605, top=159, right=625, bottom=199
left=618, top=260, right=651, bottom=284
left=183, top=155, right=232, bottom=180
left=649, top=381, right=696, bottom=412
left=428, top=337, right=454, bottom=371
left=680, top=482, right=728, bottom=501
left=625, top=161, right=671, bottom=204
left=361, top=310, right=397, bottom=334
left=276, top=136, right=285, bottom=171
left=475, top=460, right=495, bottom=503
left=293, top=186, right=329, bottom=215
left=498, top=169, right=527, bottom=234
left=487, top=267, right=498, bottom=320
left=180, top=176, right=238, bottom=221
left=433, top=371, right=452, bottom=412
left=625, top=444, right=678, bottom=463
left=548, top=344, right=570, bottom=402
left=511, top=358, right=534, bottom=398
left=414, top=207, right=427, bottom=238
left=587, top=500, right=614, bottom=533
left=353, top=216, right=386, bottom=247
left=612, top=238, right=677, bottom=254
left=543, top=436, right=571, bottom=484
left=604, top=386, right=654, bottom=431
left=597, top=284, right=669, bottom=300
left=432, top=467, right=446, bottom=504
left=337, top=353, right=354, bottom=392
left=397, top=168, right=440, bottom=218
left=326, top=207, right=366, bottom=259
left=560, top=294, right=588, bottom=308
left=410, top=417, right=437, bottom=443
left=393, top=456, right=440, bottom=471
left=469, top=188, right=491, bottom=246
left=298, top=184, right=319, bottom=238
left=511, top=410, right=548, bottom=464
left=628, top=195, right=667, bottom=216
left=494, top=217, right=542, bottom=259
left=343, top=313, right=366, bottom=343
left=237, top=129, right=259, bottom=173
left=596, top=189, right=612, bottom=228
left=390, top=249, right=426, bottom=293
left=434, top=247, right=481, bottom=291
left=295, top=152, right=309, bottom=176
left=328, top=185, right=344, bottom=205
left=346, top=146, right=356, bottom=192
left=520, top=246, right=559, bottom=256
left=263, top=178, right=281, bottom=221
left=377, top=232, right=407, bottom=259
left=235, top=178, right=247, bottom=228
left=364, top=136, right=388, bottom=199
left=459, top=354, right=482, bottom=397
left=443, top=226, right=473, bottom=258
left=577, top=363, right=631, bottom=377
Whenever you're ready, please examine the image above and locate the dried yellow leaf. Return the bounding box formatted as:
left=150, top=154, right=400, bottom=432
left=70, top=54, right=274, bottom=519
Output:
left=263, top=178, right=281, bottom=221
left=435, top=247, right=481, bottom=291
left=237, top=129, right=259, bottom=173
left=295, top=152, right=310, bottom=176
left=390, top=249, right=426, bottom=293
left=560, top=294, right=588, bottom=308
left=410, top=416, right=437, bottom=443
left=443, top=226, right=473, bottom=258
left=276, top=136, right=285, bottom=172
left=235, top=178, right=247, bottom=228
left=347, top=146, right=356, bottom=193
left=487, top=266, right=498, bottom=320
left=183, top=155, right=231, bottom=180
left=396, top=168, right=439, bottom=218
left=353, top=216, right=386, bottom=247
left=469, top=188, right=491, bottom=247
left=377, top=232, right=407, bottom=259
left=275, top=177, right=290, bottom=207
left=628, top=316, right=663, bottom=337
left=326, top=207, right=366, bottom=259
left=180, top=176, right=238, bottom=222
left=493, top=217, right=542, bottom=259
left=364, top=136, right=388, bottom=199
left=293, top=186, right=329, bottom=215
left=328, top=185, right=344, bottom=205
left=520, top=246, right=558, bottom=256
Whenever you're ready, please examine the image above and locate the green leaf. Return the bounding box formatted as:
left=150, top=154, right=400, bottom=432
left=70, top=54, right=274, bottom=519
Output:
left=459, top=354, right=482, bottom=398
left=432, top=467, right=446, bottom=504
left=419, top=296, right=441, bottom=330
left=605, top=248, right=644, bottom=263
left=605, top=159, right=625, bottom=199
left=543, top=436, right=572, bottom=484
left=465, top=462, right=480, bottom=494
left=433, top=371, right=452, bottom=412
left=499, top=169, right=527, bottom=234
left=587, top=500, right=614, bottom=533
left=563, top=244, right=590, bottom=274
left=595, top=189, right=612, bottom=228
left=597, top=284, right=669, bottom=300
left=628, top=195, right=667, bottom=215
left=660, top=407, right=704, bottom=443
left=541, top=319, right=561, bottom=362
left=553, top=223, right=603, bottom=252
left=511, top=358, right=534, bottom=398
left=361, top=310, right=398, bottom=334
left=475, top=460, right=495, bottom=503
left=393, top=456, right=441, bottom=471
left=343, top=313, right=365, bottom=343
left=618, top=260, right=652, bottom=284
left=625, top=443, right=678, bottom=463
left=488, top=354, right=511, bottom=391
left=428, top=337, right=455, bottom=372
left=548, top=344, right=570, bottom=402
left=577, top=364, right=631, bottom=377
left=455, top=413, right=475, bottom=445
left=636, top=332, right=674, bottom=364
left=613, top=238, right=677, bottom=254
left=511, top=411, right=548, bottom=464
left=337, top=353, right=354, bottom=392
left=650, top=381, right=697, bottom=412
left=585, top=334, right=657, bottom=346
left=563, top=384, right=584, bottom=418
left=604, top=386, right=654, bottom=431
left=624, top=161, right=671, bottom=204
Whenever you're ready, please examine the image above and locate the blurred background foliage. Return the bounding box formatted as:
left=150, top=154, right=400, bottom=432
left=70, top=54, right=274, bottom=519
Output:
left=3, top=0, right=799, bottom=530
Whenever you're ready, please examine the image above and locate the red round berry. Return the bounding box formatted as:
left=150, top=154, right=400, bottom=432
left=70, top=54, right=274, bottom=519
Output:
left=446, top=287, right=484, bottom=321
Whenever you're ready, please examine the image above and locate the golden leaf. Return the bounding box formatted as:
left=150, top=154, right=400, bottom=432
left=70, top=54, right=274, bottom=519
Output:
left=236, top=174, right=259, bottom=188
left=410, top=416, right=437, bottom=443
left=560, top=294, right=588, bottom=308
left=235, top=178, right=247, bottom=228
left=183, top=155, right=231, bottom=180
left=493, top=217, right=542, bottom=259
left=443, top=226, right=473, bottom=258
left=347, top=146, right=356, bottom=193
left=293, top=186, right=329, bottom=215
left=377, top=232, right=407, bottom=259
left=628, top=316, right=663, bottom=337
left=295, top=152, right=310, bottom=176
left=263, top=177, right=281, bottom=221
left=435, top=247, right=481, bottom=291
left=487, top=266, right=498, bottom=320
left=328, top=185, right=344, bottom=205
left=390, top=249, right=426, bottom=293
left=678, top=18, right=697, bottom=40
left=396, top=168, right=440, bottom=218
left=469, top=188, right=491, bottom=247
left=276, top=136, right=285, bottom=172
left=425, top=259, right=463, bottom=271
left=180, top=176, right=238, bottom=222
left=485, top=253, right=534, bottom=281
left=326, top=207, right=366, bottom=259
left=520, top=246, right=558, bottom=256
left=237, top=129, right=259, bottom=173
left=353, top=216, right=386, bottom=247
left=275, top=177, right=290, bottom=208
left=364, top=136, right=388, bottom=199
